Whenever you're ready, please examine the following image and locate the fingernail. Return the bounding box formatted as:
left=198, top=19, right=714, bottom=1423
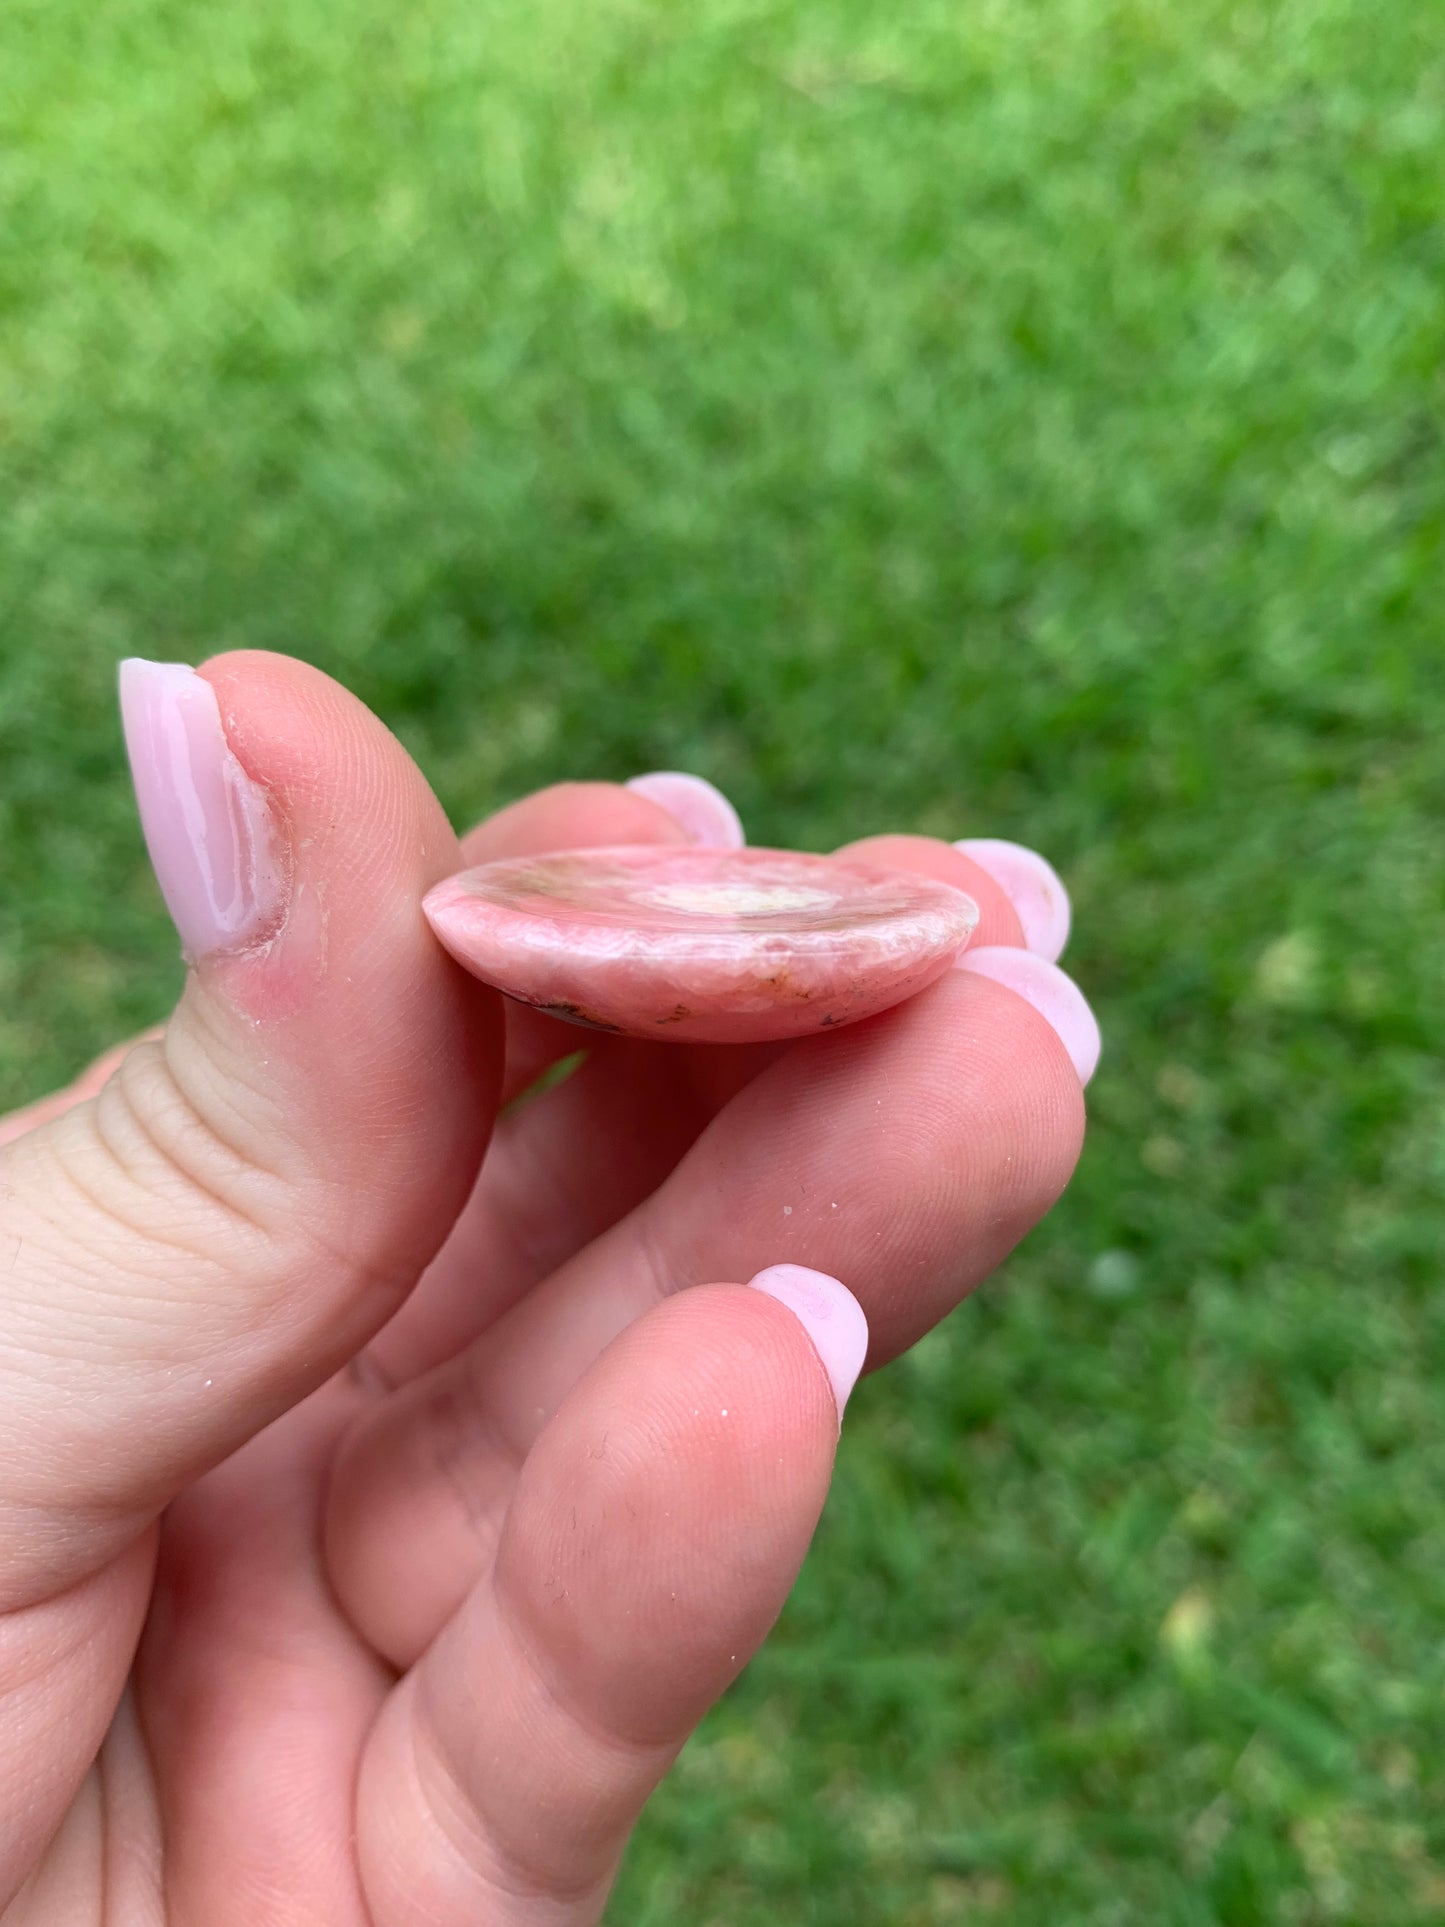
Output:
left=955, top=838, right=1071, bottom=961
left=119, top=658, right=286, bottom=961
left=747, top=1264, right=869, bottom=1423
left=954, top=946, right=1101, bottom=1086
left=625, top=771, right=744, bottom=848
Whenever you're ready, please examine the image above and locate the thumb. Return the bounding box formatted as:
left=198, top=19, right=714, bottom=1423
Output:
left=0, top=652, right=501, bottom=1608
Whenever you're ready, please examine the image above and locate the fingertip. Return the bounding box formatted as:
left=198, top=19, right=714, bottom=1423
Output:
left=119, top=657, right=286, bottom=961
left=746, top=1264, right=869, bottom=1421
left=459, top=781, right=694, bottom=866
left=955, top=838, right=1072, bottom=961
left=833, top=832, right=1027, bottom=949
left=954, top=946, right=1101, bottom=1086
left=625, top=771, right=745, bottom=848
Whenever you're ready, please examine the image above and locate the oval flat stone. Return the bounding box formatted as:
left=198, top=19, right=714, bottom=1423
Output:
left=423, top=846, right=979, bottom=1043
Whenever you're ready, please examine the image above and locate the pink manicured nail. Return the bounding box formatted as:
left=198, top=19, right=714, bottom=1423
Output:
left=747, top=1264, right=869, bottom=1422
left=955, top=838, right=1071, bottom=961
left=954, top=946, right=1101, bottom=1085
left=625, top=771, right=744, bottom=848
left=119, top=659, right=285, bottom=961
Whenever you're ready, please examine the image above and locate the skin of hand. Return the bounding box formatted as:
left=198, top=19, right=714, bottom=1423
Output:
left=0, top=653, right=1095, bottom=1926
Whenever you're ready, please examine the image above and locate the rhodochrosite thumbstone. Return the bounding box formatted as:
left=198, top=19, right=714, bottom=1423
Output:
left=423, top=846, right=979, bottom=1043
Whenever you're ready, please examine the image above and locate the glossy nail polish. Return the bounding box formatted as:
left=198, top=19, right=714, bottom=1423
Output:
left=954, top=945, right=1101, bottom=1085
left=747, top=1263, right=869, bottom=1421
left=119, top=658, right=285, bottom=960
left=625, top=771, right=745, bottom=848
left=955, top=838, right=1071, bottom=961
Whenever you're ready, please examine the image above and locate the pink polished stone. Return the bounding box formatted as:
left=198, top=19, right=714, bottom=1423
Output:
left=422, top=846, right=979, bottom=1043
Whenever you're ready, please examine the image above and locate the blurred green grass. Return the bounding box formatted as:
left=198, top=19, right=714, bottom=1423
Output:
left=2, top=0, right=1443, bottom=1918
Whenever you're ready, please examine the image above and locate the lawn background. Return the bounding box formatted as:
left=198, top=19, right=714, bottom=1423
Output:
left=2, top=0, right=1443, bottom=1919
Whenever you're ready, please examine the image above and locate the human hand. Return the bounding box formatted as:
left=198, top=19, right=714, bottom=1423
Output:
left=0, top=653, right=1096, bottom=1924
